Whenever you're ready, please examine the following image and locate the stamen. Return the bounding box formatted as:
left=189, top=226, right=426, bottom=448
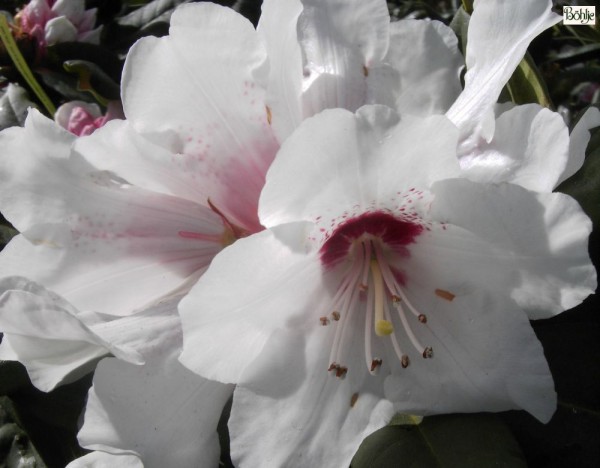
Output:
left=393, top=300, right=430, bottom=357
left=328, top=255, right=363, bottom=372
left=401, top=355, right=410, bottom=368
left=266, top=105, right=272, bottom=125
left=350, top=392, right=359, bottom=407
left=370, top=260, right=393, bottom=336
left=336, top=366, right=348, bottom=378
left=331, top=311, right=341, bottom=321
left=370, top=359, right=382, bottom=372
left=435, top=289, right=455, bottom=301
left=328, top=362, right=339, bottom=372
left=422, top=347, right=433, bottom=359
left=207, top=199, right=250, bottom=240
left=320, top=316, right=330, bottom=326
left=360, top=241, right=372, bottom=290
left=373, top=243, right=428, bottom=323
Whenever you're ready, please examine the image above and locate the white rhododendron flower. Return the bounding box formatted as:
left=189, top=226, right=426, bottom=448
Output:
left=179, top=105, right=595, bottom=467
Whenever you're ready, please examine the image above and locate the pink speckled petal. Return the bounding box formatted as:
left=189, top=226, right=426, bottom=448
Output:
left=122, top=3, right=278, bottom=232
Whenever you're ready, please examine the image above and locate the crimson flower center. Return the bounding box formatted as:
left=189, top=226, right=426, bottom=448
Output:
left=317, top=211, right=453, bottom=378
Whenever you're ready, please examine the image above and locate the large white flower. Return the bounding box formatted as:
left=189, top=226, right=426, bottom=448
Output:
left=179, top=105, right=595, bottom=467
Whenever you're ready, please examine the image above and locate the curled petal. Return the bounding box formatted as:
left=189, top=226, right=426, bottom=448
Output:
left=557, top=106, right=600, bottom=186
left=459, top=104, right=569, bottom=192
left=447, top=0, right=561, bottom=143
left=0, top=277, right=142, bottom=391
left=431, top=178, right=595, bottom=318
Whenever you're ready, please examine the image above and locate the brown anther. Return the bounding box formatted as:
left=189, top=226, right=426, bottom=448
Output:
left=319, top=316, right=330, bottom=326
left=370, top=358, right=382, bottom=372
left=391, top=295, right=401, bottom=303
left=422, top=347, right=433, bottom=359
left=336, top=366, right=348, bottom=378
left=331, top=311, right=341, bottom=321
left=435, top=289, right=455, bottom=301
left=401, top=355, right=410, bottom=368
left=266, top=105, right=272, bottom=125
left=362, top=65, right=369, bottom=77
left=359, top=283, right=368, bottom=291
left=350, top=392, right=359, bottom=408
left=418, top=314, right=427, bottom=324
left=328, top=362, right=339, bottom=372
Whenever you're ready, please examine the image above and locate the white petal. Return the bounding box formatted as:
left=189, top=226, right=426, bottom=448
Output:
left=430, top=178, right=596, bottom=318
left=229, top=326, right=393, bottom=468
left=257, top=0, right=303, bottom=142
left=297, top=0, right=390, bottom=117
left=74, top=119, right=214, bottom=211
left=66, top=452, right=143, bottom=468
left=88, top=297, right=183, bottom=361
left=0, top=277, right=141, bottom=391
left=0, top=112, right=223, bottom=315
left=52, top=0, right=85, bottom=20
left=446, top=0, right=561, bottom=141
left=0, top=109, right=75, bottom=232
left=459, top=104, right=569, bottom=192
left=368, top=19, right=463, bottom=116
left=179, top=224, right=324, bottom=385
left=45, top=16, right=77, bottom=44
left=384, top=290, right=556, bottom=422
left=557, top=106, right=600, bottom=186
left=259, top=105, right=460, bottom=227
left=78, top=350, right=233, bottom=468
left=122, top=3, right=278, bottom=232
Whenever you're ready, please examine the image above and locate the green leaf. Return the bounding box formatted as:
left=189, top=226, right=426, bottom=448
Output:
left=0, top=397, right=47, bottom=468
left=47, top=42, right=123, bottom=84
left=0, top=224, right=18, bottom=248
left=0, top=84, right=36, bottom=130
left=351, top=413, right=526, bottom=468
left=63, top=60, right=121, bottom=104
left=556, top=123, right=600, bottom=230
left=449, top=6, right=470, bottom=59
left=116, top=0, right=190, bottom=28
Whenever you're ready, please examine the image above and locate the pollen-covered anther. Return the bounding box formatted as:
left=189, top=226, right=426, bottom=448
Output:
left=418, top=314, right=427, bottom=324
left=422, top=347, right=433, bottom=359
left=401, top=355, right=410, bottom=368
left=391, top=295, right=401, bottom=303
left=336, top=366, right=348, bottom=378
left=328, top=362, right=339, bottom=372
left=319, top=316, right=330, bottom=326
left=331, top=311, right=341, bottom=321
left=266, top=105, right=272, bottom=125
left=359, top=283, right=368, bottom=292
left=350, top=393, right=359, bottom=408
left=435, top=288, right=455, bottom=301
left=370, top=358, right=382, bottom=372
